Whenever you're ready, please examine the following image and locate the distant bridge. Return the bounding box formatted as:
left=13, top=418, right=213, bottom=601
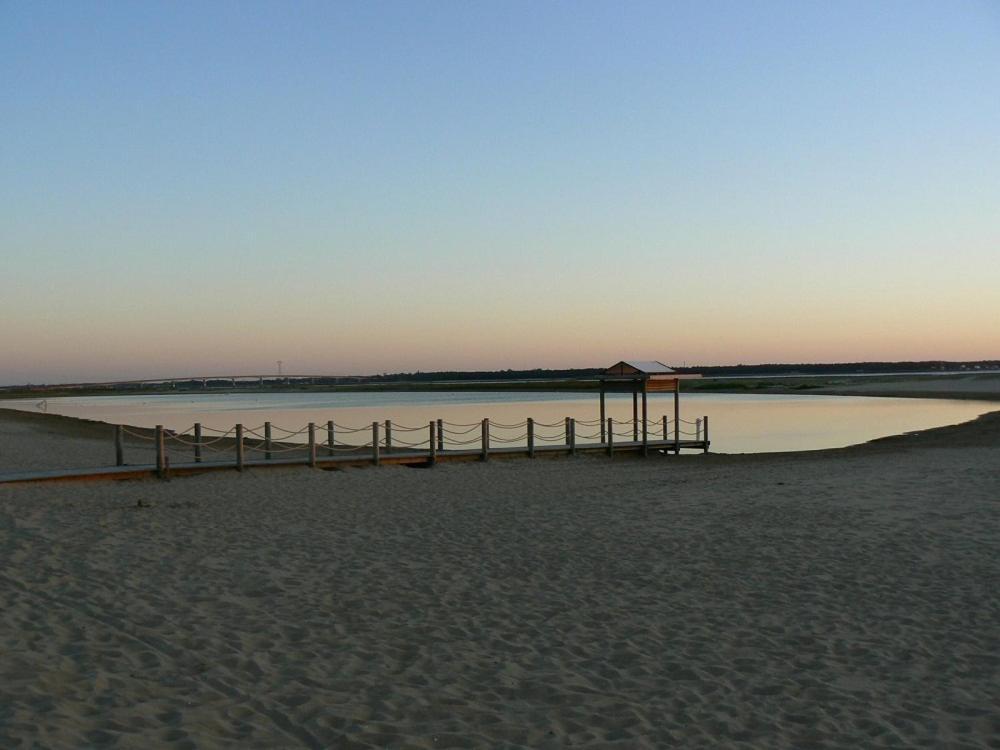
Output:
left=1, top=374, right=370, bottom=392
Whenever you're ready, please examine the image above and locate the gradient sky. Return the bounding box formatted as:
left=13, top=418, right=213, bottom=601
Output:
left=2, top=1, right=998, bottom=384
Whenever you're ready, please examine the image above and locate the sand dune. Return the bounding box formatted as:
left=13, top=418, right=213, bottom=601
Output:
left=0, top=410, right=998, bottom=748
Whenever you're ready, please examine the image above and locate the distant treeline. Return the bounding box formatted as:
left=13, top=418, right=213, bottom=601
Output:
left=367, top=361, right=999, bottom=382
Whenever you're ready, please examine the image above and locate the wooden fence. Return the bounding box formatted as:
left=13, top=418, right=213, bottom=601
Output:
left=113, top=414, right=711, bottom=478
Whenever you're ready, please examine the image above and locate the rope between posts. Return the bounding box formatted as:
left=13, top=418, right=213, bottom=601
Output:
left=441, top=420, right=482, bottom=428
left=167, top=434, right=205, bottom=448
left=197, top=434, right=237, bottom=447
left=387, top=436, right=430, bottom=448
left=489, top=420, right=528, bottom=429
left=533, top=433, right=566, bottom=442
left=331, top=423, right=370, bottom=434
left=489, top=432, right=529, bottom=444
left=268, top=424, right=309, bottom=437
left=442, top=424, right=480, bottom=436
left=382, top=423, right=426, bottom=432
left=443, top=436, right=483, bottom=446
left=121, top=428, right=155, bottom=441
left=199, top=425, right=237, bottom=435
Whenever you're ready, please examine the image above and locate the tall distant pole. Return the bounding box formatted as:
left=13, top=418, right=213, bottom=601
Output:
left=277, top=360, right=283, bottom=378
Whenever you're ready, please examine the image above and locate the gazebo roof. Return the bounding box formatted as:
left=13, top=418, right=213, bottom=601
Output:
left=604, top=360, right=676, bottom=377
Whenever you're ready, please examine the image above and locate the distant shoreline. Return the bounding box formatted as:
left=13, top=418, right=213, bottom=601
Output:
left=2, top=372, right=1000, bottom=402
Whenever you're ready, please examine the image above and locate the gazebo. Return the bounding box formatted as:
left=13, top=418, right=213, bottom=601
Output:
left=598, top=360, right=701, bottom=448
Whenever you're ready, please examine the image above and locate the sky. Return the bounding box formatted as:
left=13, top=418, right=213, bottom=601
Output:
left=1, top=1, right=998, bottom=384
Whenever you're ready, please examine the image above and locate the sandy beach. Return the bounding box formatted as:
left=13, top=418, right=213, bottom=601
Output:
left=1, top=397, right=998, bottom=748
left=813, top=373, right=1000, bottom=401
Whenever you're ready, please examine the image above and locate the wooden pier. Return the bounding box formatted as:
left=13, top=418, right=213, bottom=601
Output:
left=0, top=416, right=710, bottom=485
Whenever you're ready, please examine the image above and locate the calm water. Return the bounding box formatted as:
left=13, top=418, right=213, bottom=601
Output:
left=1, top=391, right=995, bottom=453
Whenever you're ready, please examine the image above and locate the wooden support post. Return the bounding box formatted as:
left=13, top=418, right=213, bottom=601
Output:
left=481, top=419, right=489, bottom=461
left=632, top=390, right=639, bottom=441
left=155, top=425, right=165, bottom=478
left=194, top=422, right=203, bottom=463
left=308, top=422, right=317, bottom=468
left=703, top=415, right=709, bottom=453
left=599, top=386, right=606, bottom=443
left=429, top=421, right=437, bottom=465
left=696, top=417, right=702, bottom=442
left=662, top=415, right=668, bottom=441
left=673, top=381, right=680, bottom=454
left=385, top=420, right=392, bottom=450
left=641, top=381, right=648, bottom=456
left=236, top=423, right=244, bottom=471
left=115, top=425, right=124, bottom=466
left=372, top=422, right=380, bottom=466
left=264, top=422, right=272, bottom=460
left=327, top=420, right=335, bottom=456
left=564, top=417, right=571, bottom=446
left=569, top=418, right=576, bottom=456
left=527, top=418, right=535, bottom=457
left=607, top=418, right=614, bottom=457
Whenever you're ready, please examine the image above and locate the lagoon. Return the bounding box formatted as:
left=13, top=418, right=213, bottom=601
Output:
left=1, top=391, right=995, bottom=454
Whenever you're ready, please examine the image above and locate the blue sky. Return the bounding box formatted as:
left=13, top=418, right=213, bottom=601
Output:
left=2, top=1, right=998, bottom=383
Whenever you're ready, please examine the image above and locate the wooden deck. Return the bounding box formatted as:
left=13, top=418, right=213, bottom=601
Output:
left=0, top=438, right=710, bottom=485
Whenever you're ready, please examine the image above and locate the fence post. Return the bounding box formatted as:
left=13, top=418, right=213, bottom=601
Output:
left=569, top=418, right=576, bottom=456
left=481, top=418, right=489, bottom=461
left=327, top=420, right=335, bottom=456
left=372, top=422, right=380, bottom=466
left=236, top=423, right=244, bottom=471
left=674, top=415, right=680, bottom=455
left=527, top=418, right=535, bottom=458
left=385, top=420, right=392, bottom=450
left=607, top=418, right=614, bottom=457
left=264, top=422, right=272, bottom=460
left=632, top=392, right=639, bottom=441
left=696, top=417, right=702, bottom=442
left=115, top=425, right=124, bottom=466
left=703, top=415, right=709, bottom=453
left=429, top=421, right=437, bottom=465
left=194, top=422, right=202, bottom=463
left=436, top=419, right=444, bottom=451
left=662, top=415, right=668, bottom=441
left=155, top=425, right=165, bottom=478
left=564, top=417, right=571, bottom=447
left=308, top=422, right=317, bottom=468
